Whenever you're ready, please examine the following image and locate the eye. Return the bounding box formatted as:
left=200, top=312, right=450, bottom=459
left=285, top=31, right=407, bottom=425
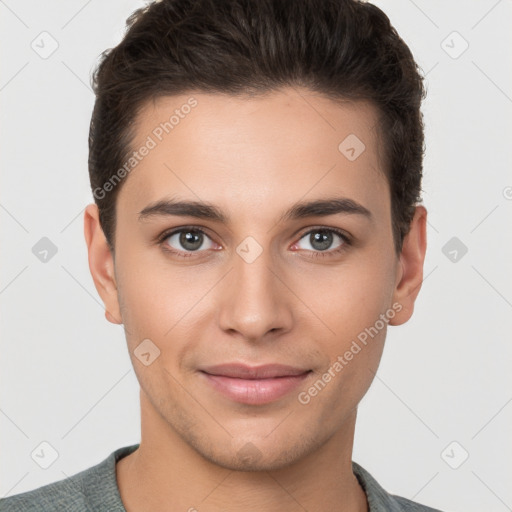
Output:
left=160, top=227, right=217, bottom=256
left=157, top=226, right=351, bottom=259
left=292, top=228, right=350, bottom=256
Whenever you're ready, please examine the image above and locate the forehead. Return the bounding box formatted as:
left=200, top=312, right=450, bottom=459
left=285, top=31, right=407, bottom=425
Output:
left=118, top=87, right=389, bottom=223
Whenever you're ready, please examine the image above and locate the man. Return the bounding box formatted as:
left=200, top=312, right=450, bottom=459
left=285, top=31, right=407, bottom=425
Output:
left=0, top=0, right=443, bottom=510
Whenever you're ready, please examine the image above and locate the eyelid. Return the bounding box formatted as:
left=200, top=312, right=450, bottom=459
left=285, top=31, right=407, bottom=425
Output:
left=157, top=225, right=352, bottom=257
left=157, top=226, right=219, bottom=254
left=156, top=225, right=215, bottom=244
left=295, top=226, right=352, bottom=243
left=292, top=226, right=352, bottom=253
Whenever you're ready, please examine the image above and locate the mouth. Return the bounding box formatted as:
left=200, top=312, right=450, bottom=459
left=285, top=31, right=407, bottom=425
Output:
left=199, top=364, right=312, bottom=405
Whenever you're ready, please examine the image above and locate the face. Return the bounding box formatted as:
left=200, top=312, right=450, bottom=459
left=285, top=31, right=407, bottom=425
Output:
left=86, top=87, right=425, bottom=471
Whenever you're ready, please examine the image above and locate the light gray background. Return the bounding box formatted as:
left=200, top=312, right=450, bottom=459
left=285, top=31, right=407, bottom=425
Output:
left=1, top=1, right=511, bottom=511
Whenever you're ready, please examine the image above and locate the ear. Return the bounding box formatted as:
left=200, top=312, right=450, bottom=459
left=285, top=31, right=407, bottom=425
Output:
left=389, top=205, right=427, bottom=326
left=83, top=203, right=122, bottom=325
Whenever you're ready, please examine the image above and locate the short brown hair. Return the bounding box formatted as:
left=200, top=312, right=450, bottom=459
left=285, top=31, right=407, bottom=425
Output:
left=88, top=0, right=426, bottom=254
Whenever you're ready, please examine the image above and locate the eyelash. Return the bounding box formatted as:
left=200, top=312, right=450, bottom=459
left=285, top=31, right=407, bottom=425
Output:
left=156, top=226, right=352, bottom=259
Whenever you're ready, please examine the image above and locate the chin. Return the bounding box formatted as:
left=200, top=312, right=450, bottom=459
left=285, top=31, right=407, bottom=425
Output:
left=190, top=433, right=318, bottom=473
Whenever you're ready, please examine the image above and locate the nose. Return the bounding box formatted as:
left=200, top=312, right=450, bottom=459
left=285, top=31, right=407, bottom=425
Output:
left=217, top=242, right=294, bottom=342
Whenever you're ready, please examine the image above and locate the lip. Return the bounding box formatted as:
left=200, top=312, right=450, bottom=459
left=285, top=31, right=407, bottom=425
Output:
left=200, top=364, right=311, bottom=405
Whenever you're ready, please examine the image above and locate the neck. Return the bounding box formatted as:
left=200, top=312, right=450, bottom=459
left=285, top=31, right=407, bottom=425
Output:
left=116, top=391, right=368, bottom=512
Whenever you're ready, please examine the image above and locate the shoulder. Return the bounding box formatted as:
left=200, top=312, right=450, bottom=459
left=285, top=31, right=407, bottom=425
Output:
left=0, top=444, right=139, bottom=512
left=390, top=495, right=445, bottom=512
left=0, top=473, right=87, bottom=512
left=352, top=461, right=446, bottom=512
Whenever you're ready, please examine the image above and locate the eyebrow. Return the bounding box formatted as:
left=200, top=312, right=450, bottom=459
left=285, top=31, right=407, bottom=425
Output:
left=138, top=196, right=373, bottom=224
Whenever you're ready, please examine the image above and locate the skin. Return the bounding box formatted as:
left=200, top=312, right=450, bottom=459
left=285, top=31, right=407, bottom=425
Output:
left=84, top=86, right=427, bottom=512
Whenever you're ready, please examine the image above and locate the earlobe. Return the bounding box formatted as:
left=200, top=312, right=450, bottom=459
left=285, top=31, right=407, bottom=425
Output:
left=84, top=203, right=123, bottom=325
left=389, top=205, right=427, bottom=326
left=105, top=310, right=122, bottom=324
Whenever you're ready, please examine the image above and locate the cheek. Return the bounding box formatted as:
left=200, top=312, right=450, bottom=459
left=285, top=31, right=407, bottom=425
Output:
left=115, top=249, right=214, bottom=365
left=301, top=249, right=395, bottom=405
left=302, top=288, right=391, bottom=424
left=307, top=255, right=395, bottom=342
left=114, top=246, right=177, bottom=340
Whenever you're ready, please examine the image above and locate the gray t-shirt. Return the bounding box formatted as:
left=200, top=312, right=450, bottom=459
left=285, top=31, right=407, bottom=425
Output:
left=0, top=444, right=444, bottom=511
